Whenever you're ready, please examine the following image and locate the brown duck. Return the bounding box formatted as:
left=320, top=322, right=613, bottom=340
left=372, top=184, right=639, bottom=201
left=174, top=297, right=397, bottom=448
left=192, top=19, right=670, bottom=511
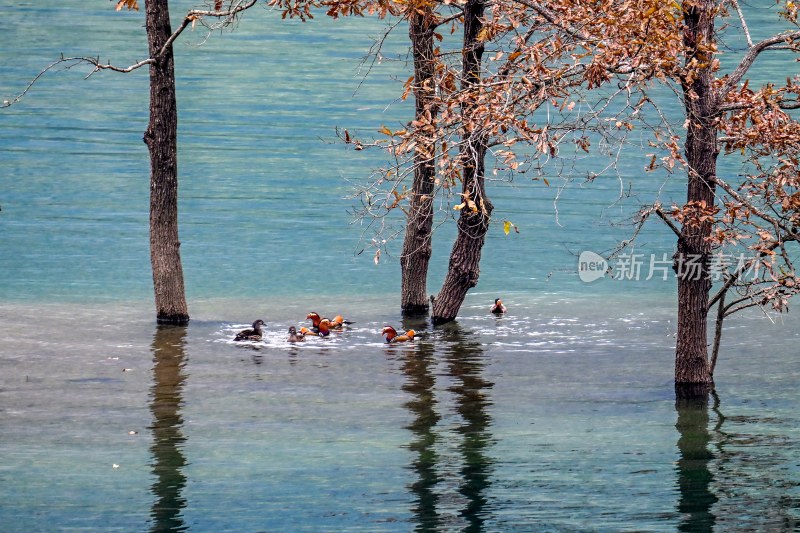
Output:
left=287, top=326, right=305, bottom=342
left=234, top=319, right=265, bottom=341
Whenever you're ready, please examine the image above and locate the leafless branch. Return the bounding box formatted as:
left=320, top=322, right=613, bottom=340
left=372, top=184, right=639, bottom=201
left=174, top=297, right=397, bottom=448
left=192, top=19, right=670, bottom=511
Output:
left=718, top=31, right=800, bottom=101
left=2, top=0, right=258, bottom=108
left=728, top=0, right=753, bottom=48
left=653, top=204, right=682, bottom=238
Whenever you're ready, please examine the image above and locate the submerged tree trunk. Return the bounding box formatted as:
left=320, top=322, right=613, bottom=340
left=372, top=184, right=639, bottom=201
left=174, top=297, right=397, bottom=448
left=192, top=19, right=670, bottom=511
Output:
left=144, top=0, right=189, bottom=325
left=431, top=0, right=491, bottom=325
left=674, top=0, right=717, bottom=384
left=400, top=8, right=438, bottom=315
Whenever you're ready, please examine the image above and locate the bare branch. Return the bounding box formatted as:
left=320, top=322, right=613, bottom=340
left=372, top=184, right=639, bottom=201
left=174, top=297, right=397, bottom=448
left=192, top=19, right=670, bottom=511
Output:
left=723, top=301, right=761, bottom=316
left=718, top=102, right=753, bottom=113
left=161, top=1, right=259, bottom=60
left=1, top=56, right=113, bottom=108
left=709, top=285, right=726, bottom=377
left=2, top=0, right=258, bottom=108
left=729, top=0, right=753, bottom=48
left=653, top=204, right=682, bottom=238
left=707, top=240, right=782, bottom=310
left=433, top=6, right=464, bottom=30
left=710, top=174, right=784, bottom=232
left=718, top=31, right=800, bottom=101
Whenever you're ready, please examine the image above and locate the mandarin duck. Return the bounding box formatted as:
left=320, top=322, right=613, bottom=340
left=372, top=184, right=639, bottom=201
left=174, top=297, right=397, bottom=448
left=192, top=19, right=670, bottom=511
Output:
left=307, top=311, right=352, bottom=332
left=382, top=325, right=416, bottom=343
left=300, top=318, right=332, bottom=338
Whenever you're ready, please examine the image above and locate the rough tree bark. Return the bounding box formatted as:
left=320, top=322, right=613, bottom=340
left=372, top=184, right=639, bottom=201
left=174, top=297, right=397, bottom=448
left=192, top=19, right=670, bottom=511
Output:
left=144, top=0, right=189, bottom=325
left=431, top=0, right=492, bottom=325
left=400, top=7, right=438, bottom=315
left=674, top=0, right=717, bottom=384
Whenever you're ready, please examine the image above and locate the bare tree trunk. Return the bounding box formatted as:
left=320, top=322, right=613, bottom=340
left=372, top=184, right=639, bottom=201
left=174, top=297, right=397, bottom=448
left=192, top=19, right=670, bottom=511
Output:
left=674, top=0, right=717, bottom=384
left=144, top=0, right=189, bottom=325
left=431, top=0, right=491, bottom=325
left=400, top=9, right=438, bottom=315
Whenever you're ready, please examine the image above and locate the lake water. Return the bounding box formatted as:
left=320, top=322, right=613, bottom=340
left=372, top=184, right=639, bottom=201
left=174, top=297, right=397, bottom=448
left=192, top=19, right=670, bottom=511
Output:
left=1, top=2, right=799, bottom=531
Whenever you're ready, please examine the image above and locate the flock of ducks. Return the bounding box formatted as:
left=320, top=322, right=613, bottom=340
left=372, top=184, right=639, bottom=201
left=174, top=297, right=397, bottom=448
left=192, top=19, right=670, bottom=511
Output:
left=233, top=312, right=360, bottom=343
left=233, top=299, right=508, bottom=344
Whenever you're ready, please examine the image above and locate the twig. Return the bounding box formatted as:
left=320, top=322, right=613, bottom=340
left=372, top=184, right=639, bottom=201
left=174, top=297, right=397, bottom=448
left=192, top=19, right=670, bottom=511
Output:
left=2, top=0, right=258, bottom=107
left=729, top=0, right=752, bottom=48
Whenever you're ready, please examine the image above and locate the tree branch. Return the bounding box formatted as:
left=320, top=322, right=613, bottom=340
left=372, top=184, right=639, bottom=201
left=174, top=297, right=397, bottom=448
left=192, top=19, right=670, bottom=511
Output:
left=711, top=174, right=784, bottom=232
left=508, top=0, right=591, bottom=41
left=728, top=0, right=752, bottom=48
left=709, top=285, right=726, bottom=377
left=2, top=0, right=258, bottom=108
left=433, top=6, right=464, bottom=30
left=718, top=31, right=800, bottom=101
left=158, top=0, right=259, bottom=61
left=653, top=204, right=682, bottom=237
left=707, top=240, right=783, bottom=310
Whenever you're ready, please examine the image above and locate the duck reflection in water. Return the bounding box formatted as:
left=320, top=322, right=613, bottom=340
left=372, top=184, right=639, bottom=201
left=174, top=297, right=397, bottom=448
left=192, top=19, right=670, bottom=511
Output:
left=674, top=384, right=717, bottom=533
left=401, top=317, right=495, bottom=532
left=149, top=325, right=189, bottom=533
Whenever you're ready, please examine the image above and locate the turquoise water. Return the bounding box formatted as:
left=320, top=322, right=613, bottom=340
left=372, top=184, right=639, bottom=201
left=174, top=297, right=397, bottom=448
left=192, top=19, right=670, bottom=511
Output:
left=2, top=2, right=799, bottom=531
left=2, top=296, right=799, bottom=531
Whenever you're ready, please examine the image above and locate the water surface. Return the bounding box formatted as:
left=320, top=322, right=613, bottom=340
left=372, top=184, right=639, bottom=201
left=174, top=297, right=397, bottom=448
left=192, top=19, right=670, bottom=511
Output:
left=1, top=2, right=799, bottom=531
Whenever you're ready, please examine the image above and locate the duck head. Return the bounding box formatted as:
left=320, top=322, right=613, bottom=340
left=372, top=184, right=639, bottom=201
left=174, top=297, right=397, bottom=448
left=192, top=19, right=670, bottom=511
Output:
left=382, top=325, right=397, bottom=342
left=306, top=312, right=322, bottom=327
left=288, top=326, right=304, bottom=342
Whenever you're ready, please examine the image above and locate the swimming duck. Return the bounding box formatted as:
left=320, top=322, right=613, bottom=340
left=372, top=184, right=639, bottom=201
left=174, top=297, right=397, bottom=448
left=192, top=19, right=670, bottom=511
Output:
left=287, top=326, right=305, bottom=342
left=299, top=319, right=332, bottom=338
left=328, top=315, right=353, bottom=329
left=491, top=298, right=507, bottom=314
left=382, top=325, right=416, bottom=343
left=307, top=312, right=352, bottom=331
left=317, top=318, right=332, bottom=337
left=234, top=319, right=265, bottom=341
left=306, top=312, right=323, bottom=333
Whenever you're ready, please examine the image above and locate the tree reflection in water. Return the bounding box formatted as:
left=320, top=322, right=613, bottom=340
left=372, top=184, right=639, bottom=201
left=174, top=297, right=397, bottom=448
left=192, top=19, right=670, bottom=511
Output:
left=401, top=319, right=495, bottom=532
left=674, top=384, right=717, bottom=533
left=149, top=325, right=189, bottom=533
left=401, top=324, right=442, bottom=531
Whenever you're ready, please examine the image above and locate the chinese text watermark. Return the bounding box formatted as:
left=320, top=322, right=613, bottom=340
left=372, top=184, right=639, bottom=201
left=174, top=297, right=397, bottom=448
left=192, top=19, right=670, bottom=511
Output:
left=578, top=251, right=761, bottom=283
